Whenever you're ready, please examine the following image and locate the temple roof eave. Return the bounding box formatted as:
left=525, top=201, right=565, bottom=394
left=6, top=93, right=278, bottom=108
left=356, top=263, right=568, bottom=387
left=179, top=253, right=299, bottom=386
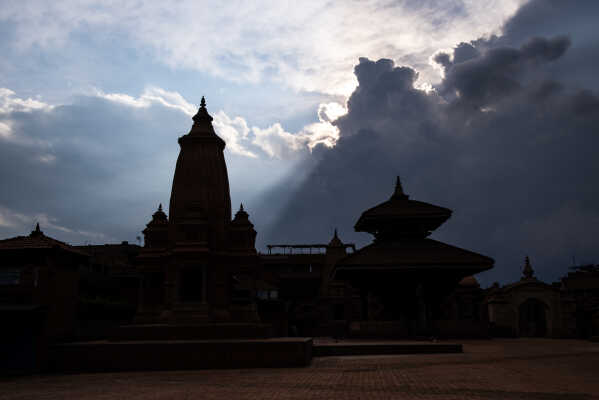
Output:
left=178, top=133, right=226, bottom=149
left=359, top=199, right=452, bottom=218
left=0, top=233, right=89, bottom=258
left=334, top=264, right=491, bottom=276
left=335, top=238, right=494, bottom=270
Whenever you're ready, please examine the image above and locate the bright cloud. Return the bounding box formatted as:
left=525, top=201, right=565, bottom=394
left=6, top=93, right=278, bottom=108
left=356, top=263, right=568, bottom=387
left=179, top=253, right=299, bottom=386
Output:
left=212, top=111, right=257, bottom=158
left=2, top=86, right=340, bottom=161
left=0, top=88, right=54, bottom=147
left=0, top=88, right=53, bottom=114
left=94, top=86, right=196, bottom=116
left=95, top=87, right=342, bottom=159
left=0, top=1, right=525, bottom=96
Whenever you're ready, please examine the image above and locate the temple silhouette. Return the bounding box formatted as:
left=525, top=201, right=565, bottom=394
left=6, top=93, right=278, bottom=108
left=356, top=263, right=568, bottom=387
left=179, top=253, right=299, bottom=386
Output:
left=129, top=98, right=492, bottom=339
left=1, top=98, right=598, bottom=373
left=135, top=96, right=263, bottom=328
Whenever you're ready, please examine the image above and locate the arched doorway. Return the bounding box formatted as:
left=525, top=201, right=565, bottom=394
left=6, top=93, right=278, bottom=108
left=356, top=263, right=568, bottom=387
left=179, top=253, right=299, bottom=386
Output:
left=518, top=298, right=547, bottom=337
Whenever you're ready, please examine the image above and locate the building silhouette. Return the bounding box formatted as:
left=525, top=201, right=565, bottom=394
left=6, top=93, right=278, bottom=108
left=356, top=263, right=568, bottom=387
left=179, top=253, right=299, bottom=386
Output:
left=487, top=257, right=599, bottom=338
left=135, top=97, right=263, bottom=330
left=132, top=98, right=494, bottom=338
left=1, top=97, right=598, bottom=372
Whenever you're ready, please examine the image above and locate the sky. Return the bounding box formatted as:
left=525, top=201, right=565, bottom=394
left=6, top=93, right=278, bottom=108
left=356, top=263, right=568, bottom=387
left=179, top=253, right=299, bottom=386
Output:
left=1, top=0, right=598, bottom=287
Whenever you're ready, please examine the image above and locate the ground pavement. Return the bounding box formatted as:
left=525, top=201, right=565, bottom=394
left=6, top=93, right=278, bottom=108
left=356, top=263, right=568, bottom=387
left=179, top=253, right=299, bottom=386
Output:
left=2, top=339, right=598, bottom=399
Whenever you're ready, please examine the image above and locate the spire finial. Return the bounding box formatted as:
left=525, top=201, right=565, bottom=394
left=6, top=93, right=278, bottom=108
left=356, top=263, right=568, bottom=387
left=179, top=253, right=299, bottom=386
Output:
left=522, top=255, right=534, bottom=279
left=192, top=96, right=213, bottom=124
left=30, top=222, right=43, bottom=237
left=328, top=227, right=343, bottom=247
left=240, top=203, right=244, bottom=212
left=395, top=176, right=403, bottom=193
left=158, top=203, right=163, bottom=212
left=392, top=175, right=408, bottom=199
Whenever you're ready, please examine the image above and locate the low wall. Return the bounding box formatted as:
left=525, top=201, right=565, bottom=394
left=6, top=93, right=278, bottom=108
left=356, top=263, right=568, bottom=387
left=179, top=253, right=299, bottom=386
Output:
left=435, top=320, right=489, bottom=338
left=348, top=320, right=488, bottom=339
left=47, top=338, right=312, bottom=372
left=348, top=321, right=410, bottom=338
left=112, top=323, right=273, bottom=341
left=314, top=342, right=462, bottom=357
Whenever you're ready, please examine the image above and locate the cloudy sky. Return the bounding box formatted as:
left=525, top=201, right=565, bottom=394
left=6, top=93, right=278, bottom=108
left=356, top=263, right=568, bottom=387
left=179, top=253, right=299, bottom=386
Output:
left=1, top=0, right=597, bottom=286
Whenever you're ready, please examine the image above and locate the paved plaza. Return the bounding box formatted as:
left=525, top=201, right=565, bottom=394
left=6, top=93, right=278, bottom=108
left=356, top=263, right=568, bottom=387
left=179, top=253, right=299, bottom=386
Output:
left=2, top=339, right=599, bottom=399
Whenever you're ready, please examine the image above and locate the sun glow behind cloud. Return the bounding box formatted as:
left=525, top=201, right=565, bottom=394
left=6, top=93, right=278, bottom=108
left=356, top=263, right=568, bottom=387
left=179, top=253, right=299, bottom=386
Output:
left=2, top=0, right=598, bottom=287
left=0, top=0, right=526, bottom=97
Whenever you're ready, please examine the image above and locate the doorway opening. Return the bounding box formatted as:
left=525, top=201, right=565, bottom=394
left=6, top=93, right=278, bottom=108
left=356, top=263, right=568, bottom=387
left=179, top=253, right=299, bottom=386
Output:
left=518, top=298, right=547, bottom=337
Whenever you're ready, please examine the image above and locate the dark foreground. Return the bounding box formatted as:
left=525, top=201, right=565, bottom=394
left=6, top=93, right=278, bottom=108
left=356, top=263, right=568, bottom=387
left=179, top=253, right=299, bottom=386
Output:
left=2, top=339, right=598, bottom=400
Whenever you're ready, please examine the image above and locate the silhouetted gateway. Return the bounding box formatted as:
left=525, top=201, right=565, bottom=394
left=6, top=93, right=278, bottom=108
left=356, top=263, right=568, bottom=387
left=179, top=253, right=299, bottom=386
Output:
left=133, top=98, right=493, bottom=339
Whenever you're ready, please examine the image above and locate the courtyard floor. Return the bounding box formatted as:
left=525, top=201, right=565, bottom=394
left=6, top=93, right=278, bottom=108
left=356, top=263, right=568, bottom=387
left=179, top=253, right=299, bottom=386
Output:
left=2, top=338, right=599, bottom=399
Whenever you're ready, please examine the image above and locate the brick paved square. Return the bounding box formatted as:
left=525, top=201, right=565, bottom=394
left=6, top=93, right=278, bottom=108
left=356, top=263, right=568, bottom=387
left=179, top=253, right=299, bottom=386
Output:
left=2, top=339, right=598, bottom=400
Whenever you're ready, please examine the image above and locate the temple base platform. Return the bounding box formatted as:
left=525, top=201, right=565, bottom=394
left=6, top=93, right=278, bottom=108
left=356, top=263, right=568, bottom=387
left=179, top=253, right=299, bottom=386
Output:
left=47, top=338, right=312, bottom=372
left=112, top=323, right=273, bottom=341
left=46, top=338, right=464, bottom=372
left=313, top=339, right=462, bottom=357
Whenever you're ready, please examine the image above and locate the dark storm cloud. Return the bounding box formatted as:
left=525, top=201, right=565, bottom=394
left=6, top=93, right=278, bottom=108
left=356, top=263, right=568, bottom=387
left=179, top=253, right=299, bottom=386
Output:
left=488, top=0, right=599, bottom=93
left=435, top=36, right=570, bottom=106
left=262, top=1, right=599, bottom=286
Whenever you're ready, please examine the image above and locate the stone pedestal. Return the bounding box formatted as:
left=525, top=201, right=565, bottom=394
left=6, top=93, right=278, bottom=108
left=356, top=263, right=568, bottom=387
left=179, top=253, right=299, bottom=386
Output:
left=165, top=303, right=211, bottom=324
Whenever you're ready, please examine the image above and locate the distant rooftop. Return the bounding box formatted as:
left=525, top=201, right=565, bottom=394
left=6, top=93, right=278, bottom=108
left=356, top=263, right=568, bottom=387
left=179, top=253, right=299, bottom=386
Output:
left=0, top=223, right=87, bottom=256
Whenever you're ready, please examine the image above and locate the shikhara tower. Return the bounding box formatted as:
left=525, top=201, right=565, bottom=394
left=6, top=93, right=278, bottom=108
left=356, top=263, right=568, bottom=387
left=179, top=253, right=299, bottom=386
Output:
left=136, top=98, right=260, bottom=325
left=169, top=96, right=231, bottom=251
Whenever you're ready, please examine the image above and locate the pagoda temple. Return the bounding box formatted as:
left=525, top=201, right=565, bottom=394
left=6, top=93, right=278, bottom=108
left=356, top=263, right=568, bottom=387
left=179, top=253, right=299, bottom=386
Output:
left=333, top=177, right=494, bottom=336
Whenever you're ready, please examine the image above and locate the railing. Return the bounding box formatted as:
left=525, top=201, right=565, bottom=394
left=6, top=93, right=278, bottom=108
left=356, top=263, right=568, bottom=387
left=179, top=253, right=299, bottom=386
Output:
left=266, top=243, right=356, bottom=255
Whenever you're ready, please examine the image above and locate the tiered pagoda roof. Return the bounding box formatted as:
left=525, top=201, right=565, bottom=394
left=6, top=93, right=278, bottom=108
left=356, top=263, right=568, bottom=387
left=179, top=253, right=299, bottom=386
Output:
left=355, top=176, right=452, bottom=240
left=337, top=238, right=493, bottom=271
left=335, top=177, right=493, bottom=280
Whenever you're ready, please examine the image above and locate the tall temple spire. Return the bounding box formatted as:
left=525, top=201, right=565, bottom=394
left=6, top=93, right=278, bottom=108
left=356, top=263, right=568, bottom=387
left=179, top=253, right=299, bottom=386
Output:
left=169, top=95, right=231, bottom=250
